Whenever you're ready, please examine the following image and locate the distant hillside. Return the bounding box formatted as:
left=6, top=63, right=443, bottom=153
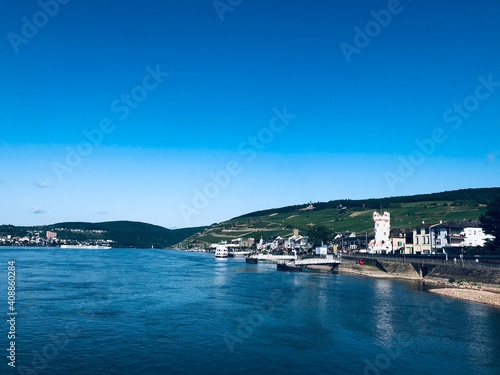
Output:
left=180, top=187, right=500, bottom=247
left=234, top=187, right=500, bottom=220
left=0, top=221, right=206, bottom=248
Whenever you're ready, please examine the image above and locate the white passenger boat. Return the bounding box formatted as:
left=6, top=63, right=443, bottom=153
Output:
left=214, top=245, right=229, bottom=258
left=60, top=245, right=111, bottom=250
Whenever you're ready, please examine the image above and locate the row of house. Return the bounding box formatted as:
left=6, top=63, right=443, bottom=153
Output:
left=326, top=209, right=494, bottom=255
left=0, top=230, right=52, bottom=246
left=409, top=219, right=493, bottom=254
left=256, top=229, right=310, bottom=253
left=331, top=221, right=492, bottom=255
left=201, top=211, right=493, bottom=256
left=206, top=229, right=311, bottom=254
left=0, top=230, right=114, bottom=248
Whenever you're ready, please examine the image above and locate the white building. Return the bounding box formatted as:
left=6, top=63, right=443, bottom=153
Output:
left=315, top=245, right=328, bottom=256
left=430, top=220, right=494, bottom=251
left=463, top=226, right=494, bottom=247
left=369, top=211, right=391, bottom=253
left=287, top=232, right=309, bottom=251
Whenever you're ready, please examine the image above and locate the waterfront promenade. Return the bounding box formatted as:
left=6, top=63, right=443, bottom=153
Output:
left=356, top=254, right=500, bottom=270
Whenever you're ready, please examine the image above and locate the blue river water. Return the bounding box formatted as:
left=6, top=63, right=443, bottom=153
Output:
left=1, top=248, right=500, bottom=375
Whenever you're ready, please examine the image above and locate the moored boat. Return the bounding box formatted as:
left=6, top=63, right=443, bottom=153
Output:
left=60, top=245, right=111, bottom=250
left=245, top=247, right=258, bottom=263
left=214, top=245, right=229, bottom=258
left=277, top=262, right=302, bottom=272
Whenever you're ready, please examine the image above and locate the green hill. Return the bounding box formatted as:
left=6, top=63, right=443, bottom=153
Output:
left=180, top=187, right=500, bottom=248
left=0, top=221, right=206, bottom=248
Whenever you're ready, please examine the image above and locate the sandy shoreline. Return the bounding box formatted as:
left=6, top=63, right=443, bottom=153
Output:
left=428, top=288, right=500, bottom=308
left=337, top=264, right=422, bottom=280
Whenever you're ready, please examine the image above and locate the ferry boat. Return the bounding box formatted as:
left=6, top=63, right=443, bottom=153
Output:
left=245, top=256, right=258, bottom=264
left=60, top=245, right=112, bottom=250
left=214, top=245, right=229, bottom=258
left=277, top=262, right=302, bottom=272
left=245, top=248, right=258, bottom=263
left=276, top=249, right=301, bottom=271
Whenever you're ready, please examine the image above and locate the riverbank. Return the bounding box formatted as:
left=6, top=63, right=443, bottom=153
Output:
left=283, top=260, right=500, bottom=308
left=337, top=263, right=422, bottom=280
left=428, top=288, right=500, bottom=308
left=337, top=262, right=500, bottom=308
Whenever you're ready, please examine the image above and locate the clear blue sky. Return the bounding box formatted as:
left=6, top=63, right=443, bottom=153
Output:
left=1, top=0, right=499, bottom=228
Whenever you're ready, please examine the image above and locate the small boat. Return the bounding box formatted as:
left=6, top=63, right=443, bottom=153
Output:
left=245, top=248, right=258, bottom=263
left=233, top=251, right=250, bottom=257
left=277, top=262, right=302, bottom=272
left=214, top=245, right=229, bottom=258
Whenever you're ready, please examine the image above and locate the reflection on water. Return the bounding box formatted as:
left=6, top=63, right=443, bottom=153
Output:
left=213, top=257, right=229, bottom=286
left=463, top=302, right=495, bottom=368
left=317, top=276, right=329, bottom=314
left=372, top=279, right=396, bottom=348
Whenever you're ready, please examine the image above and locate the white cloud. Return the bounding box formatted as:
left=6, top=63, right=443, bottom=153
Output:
left=97, top=211, right=108, bottom=215
left=36, top=182, right=54, bottom=188
left=32, top=207, right=47, bottom=214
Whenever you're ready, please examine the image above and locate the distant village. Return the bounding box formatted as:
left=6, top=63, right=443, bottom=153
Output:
left=190, top=211, right=495, bottom=256
left=0, top=228, right=114, bottom=248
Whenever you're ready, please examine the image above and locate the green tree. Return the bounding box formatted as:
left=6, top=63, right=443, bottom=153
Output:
left=307, top=226, right=333, bottom=248
left=480, top=198, right=500, bottom=251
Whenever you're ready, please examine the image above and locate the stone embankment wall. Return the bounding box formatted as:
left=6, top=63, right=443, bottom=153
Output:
left=376, top=260, right=421, bottom=277
left=426, top=265, right=500, bottom=284
left=337, top=257, right=500, bottom=284
left=340, top=258, right=420, bottom=277
left=370, top=259, right=500, bottom=284
left=343, top=257, right=420, bottom=277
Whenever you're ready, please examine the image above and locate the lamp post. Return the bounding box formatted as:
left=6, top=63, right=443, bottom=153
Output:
left=403, top=230, right=406, bottom=263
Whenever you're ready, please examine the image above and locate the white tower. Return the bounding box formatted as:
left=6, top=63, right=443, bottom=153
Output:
left=370, top=211, right=391, bottom=253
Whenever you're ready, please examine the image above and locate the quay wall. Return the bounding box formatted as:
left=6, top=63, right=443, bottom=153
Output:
left=376, top=260, right=421, bottom=277
left=304, top=256, right=500, bottom=285
left=342, top=256, right=500, bottom=284
left=341, top=256, right=421, bottom=277
left=426, top=265, right=500, bottom=284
